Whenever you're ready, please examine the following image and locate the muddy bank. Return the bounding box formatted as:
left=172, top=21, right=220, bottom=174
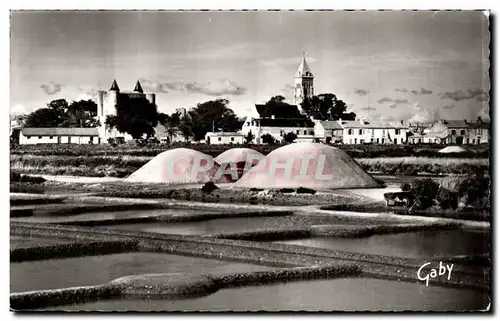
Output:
left=24, top=180, right=364, bottom=206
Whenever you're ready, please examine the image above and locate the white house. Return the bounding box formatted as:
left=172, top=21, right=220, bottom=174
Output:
left=20, top=128, right=100, bottom=145
left=240, top=103, right=315, bottom=144
left=408, top=119, right=490, bottom=145
left=314, top=120, right=343, bottom=144
left=339, top=119, right=408, bottom=145
left=205, top=132, right=245, bottom=145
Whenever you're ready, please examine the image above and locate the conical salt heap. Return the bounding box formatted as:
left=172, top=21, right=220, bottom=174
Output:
left=233, top=142, right=381, bottom=189
left=438, top=146, right=467, bottom=154
left=127, top=148, right=230, bottom=185
left=215, top=148, right=265, bottom=181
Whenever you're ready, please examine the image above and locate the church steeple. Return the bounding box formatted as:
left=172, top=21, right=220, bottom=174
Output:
left=133, top=80, right=144, bottom=93
left=109, top=79, right=120, bottom=92
left=294, top=52, right=314, bottom=78
left=294, top=52, right=314, bottom=109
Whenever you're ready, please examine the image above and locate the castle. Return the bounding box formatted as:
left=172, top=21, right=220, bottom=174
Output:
left=96, top=79, right=156, bottom=142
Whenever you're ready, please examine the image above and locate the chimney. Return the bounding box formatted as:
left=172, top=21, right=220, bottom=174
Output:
left=400, top=120, right=404, bottom=126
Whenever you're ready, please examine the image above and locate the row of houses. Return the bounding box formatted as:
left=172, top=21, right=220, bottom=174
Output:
left=14, top=102, right=490, bottom=146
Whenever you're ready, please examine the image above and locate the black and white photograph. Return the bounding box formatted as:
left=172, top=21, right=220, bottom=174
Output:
left=8, top=9, right=491, bottom=312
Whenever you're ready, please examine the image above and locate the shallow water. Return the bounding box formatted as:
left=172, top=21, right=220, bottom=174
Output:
left=10, top=252, right=275, bottom=293
left=45, top=278, right=489, bottom=311
left=276, top=229, right=490, bottom=259
left=105, top=215, right=355, bottom=235
left=11, top=208, right=220, bottom=224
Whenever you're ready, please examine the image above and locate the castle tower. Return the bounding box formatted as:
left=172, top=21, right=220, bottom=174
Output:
left=294, top=52, right=314, bottom=112
left=133, top=80, right=144, bottom=93
left=107, top=79, right=120, bottom=116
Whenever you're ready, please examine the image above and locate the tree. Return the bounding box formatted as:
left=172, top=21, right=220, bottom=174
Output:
left=25, top=108, right=63, bottom=127
left=105, top=96, right=158, bottom=139
left=283, top=132, right=297, bottom=143
left=158, top=111, right=182, bottom=143
left=261, top=133, right=276, bottom=145
left=301, top=94, right=356, bottom=121
left=245, top=130, right=255, bottom=144
left=10, top=128, right=20, bottom=145
left=25, top=99, right=100, bottom=128
left=66, top=100, right=98, bottom=127
left=183, top=99, right=240, bottom=141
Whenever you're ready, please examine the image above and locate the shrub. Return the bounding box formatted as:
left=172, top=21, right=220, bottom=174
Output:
left=436, top=189, right=459, bottom=210
left=201, top=182, right=219, bottom=194
left=279, top=188, right=295, bottom=194
left=10, top=172, right=21, bottom=182
left=296, top=187, right=316, bottom=194
left=400, top=182, right=411, bottom=191
left=18, top=175, right=46, bottom=184
left=410, top=178, right=440, bottom=210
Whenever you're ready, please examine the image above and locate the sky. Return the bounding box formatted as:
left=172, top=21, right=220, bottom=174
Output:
left=10, top=10, right=490, bottom=122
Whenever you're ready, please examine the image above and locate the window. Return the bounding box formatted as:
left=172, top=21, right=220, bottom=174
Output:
left=309, top=130, right=314, bottom=135
left=231, top=137, right=234, bottom=142
left=49, top=136, right=54, bottom=139
left=381, top=138, right=384, bottom=144
left=218, top=137, right=221, bottom=141
left=26, top=136, right=30, bottom=139
left=376, top=138, right=379, bottom=144
left=472, top=139, right=476, bottom=144
left=395, top=129, right=400, bottom=135
left=348, top=129, right=353, bottom=135
left=354, top=138, right=357, bottom=144
left=466, top=139, right=470, bottom=144
left=296, top=130, right=299, bottom=135
left=451, top=130, right=456, bottom=135
left=303, top=130, right=307, bottom=135
left=38, top=136, right=42, bottom=139
left=370, top=138, right=373, bottom=143
left=460, top=130, right=465, bottom=135
left=359, top=129, right=363, bottom=135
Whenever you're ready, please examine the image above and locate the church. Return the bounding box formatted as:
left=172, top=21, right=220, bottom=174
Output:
left=240, top=53, right=316, bottom=144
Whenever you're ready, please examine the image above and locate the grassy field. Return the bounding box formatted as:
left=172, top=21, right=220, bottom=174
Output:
left=10, top=143, right=490, bottom=178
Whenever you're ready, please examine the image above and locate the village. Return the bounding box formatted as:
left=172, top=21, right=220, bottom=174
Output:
left=11, top=54, right=490, bottom=147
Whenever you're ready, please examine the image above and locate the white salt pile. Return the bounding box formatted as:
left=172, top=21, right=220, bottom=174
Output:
left=438, top=146, right=467, bottom=154
left=214, top=148, right=265, bottom=181
left=127, top=148, right=230, bottom=185
left=232, top=142, right=381, bottom=189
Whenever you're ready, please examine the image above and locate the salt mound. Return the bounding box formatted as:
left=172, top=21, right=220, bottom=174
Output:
left=233, top=142, right=381, bottom=189
left=438, top=146, right=467, bottom=154
left=127, top=148, right=230, bottom=185
left=215, top=148, right=265, bottom=181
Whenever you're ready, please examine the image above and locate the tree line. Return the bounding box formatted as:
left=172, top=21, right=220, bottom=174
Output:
left=16, top=92, right=355, bottom=144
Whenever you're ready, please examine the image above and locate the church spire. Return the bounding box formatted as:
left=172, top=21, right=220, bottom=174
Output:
left=109, top=79, right=120, bottom=91
left=295, top=52, right=313, bottom=78
left=133, top=80, right=144, bottom=93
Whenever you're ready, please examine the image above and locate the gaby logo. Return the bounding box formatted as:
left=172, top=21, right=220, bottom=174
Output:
left=417, top=261, right=454, bottom=287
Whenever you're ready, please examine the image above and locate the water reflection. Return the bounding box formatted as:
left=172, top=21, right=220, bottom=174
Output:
left=276, top=229, right=490, bottom=259
left=46, top=278, right=490, bottom=311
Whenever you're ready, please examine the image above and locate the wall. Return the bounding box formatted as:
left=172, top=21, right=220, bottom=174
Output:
left=342, top=128, right=407, bottom=145
left=206, top=135, right=245, bottom=145
left=19, top=134, right=98, bottom=145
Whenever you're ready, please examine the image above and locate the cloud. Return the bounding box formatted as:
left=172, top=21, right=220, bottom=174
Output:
left=360, top=106, right=376, bottom=111
left=438, top=88, right=489, bottom=102
left=442, top=104, right=455, bottom=110
left=354, top=89, right=369, bottom=96
left=407, top=103, right=437, bottom=123
left=411, top=90, right=419, bottom=95
left=10, top=104, right=30, bottom=115
left=477, top=105, right=490, bottom=121
left=389, top=103, right=397, bottom=108
left=140, top=78, right=247, bottom=96
left=40, top=81, right=63, bottom=95
left=184, top=80, right=247, bottom=96
left=377, top=97, right=409, bottom=104
left=419, top=88, right=433, bottom=95
left=395, top=88, right=408, bottom=93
